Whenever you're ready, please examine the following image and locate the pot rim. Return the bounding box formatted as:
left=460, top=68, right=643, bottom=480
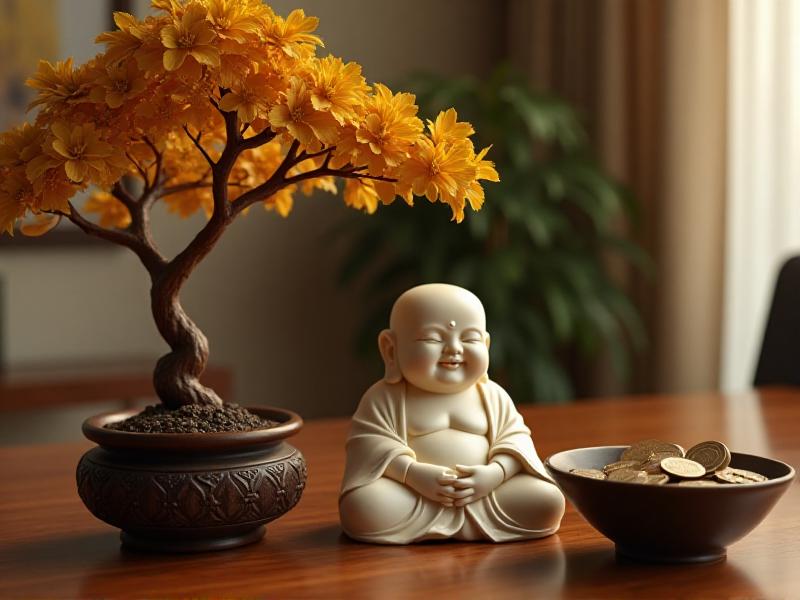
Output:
left=82, top=405, right=303, bottom=453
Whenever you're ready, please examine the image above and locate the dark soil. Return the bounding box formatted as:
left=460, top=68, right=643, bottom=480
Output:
left=105, top=403, right=278, bottom=433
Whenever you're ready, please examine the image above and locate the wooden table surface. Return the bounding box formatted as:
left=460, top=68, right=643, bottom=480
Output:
left=0, top=388, right=798, bottom=598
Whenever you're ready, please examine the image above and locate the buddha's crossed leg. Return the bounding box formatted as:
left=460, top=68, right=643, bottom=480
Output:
left=340, top=474, right=564, bottom=543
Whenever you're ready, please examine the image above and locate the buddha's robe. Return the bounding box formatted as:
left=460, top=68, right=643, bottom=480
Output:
left=339, top=379, right=559, bottom=544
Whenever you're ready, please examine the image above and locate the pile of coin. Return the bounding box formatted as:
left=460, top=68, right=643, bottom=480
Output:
left=570, top=439, right=769, bottom=486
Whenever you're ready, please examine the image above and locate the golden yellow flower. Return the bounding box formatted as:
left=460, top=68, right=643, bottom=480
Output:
left=91, top=59, right=148, bottom=109
left=152, top=0, right=186, bottom=15
left=161, top=3, right=220, bottom=72
left=465, top=146, right=500, bottom=212
left=268, top=9, right=323, bottom=58
left=307, top=56, right=369, bottom=126
left=268, top=77, right=339, bottom=151
left=398, top=136, right=477, bottom=222
left=134, top=84, right=189, bottom=135
left=96, top=12, right=160, bottom=70
left=343, top=178, right=380, bottom=214
left=395, top=110, right=495, bottom=221
left=0, top=123, right=45, bottom=168
left=49, top=122, right=117, bottom=183
left=216, top=52, right=254, bottom=89
left=26, top=58, right=93, bottom=112
left=203, top=0, right=264, bottom=43
left=428, top=108, right=475, bottom=146
left=0, top=169, right=35, bottom=235
left=344, top=84, right=423, bottom=175
left=219, top=72, right=281, bottom=123
left=83, top=191, right=133, bottom=229
left=31, top=166, right=77, bottom=213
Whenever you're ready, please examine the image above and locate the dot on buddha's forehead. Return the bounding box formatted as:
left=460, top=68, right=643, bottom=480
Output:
left=448, top=320, right=456, bottom=328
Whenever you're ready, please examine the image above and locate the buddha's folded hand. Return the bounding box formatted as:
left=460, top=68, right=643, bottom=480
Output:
left=452, top=463, right=505, bottom=507
left=405, top=462, right=474, bottom=507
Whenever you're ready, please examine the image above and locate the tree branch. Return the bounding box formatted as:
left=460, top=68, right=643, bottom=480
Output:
left=230, top=140, right=300, bottom=215
left=126, top=152, right=149, bottom=184
left=158, top=180, right=211, bottom=198
left=331, top=171, right=397, bottom=183
left=182, top=125, right=216, bottom=167
left=296, top=146, right=334, bottom=163
left=142, top=136, right=163, bottom=195
left=161, top=100, right=247, bottom=288
left=157, top=180, right=248, bottom=199
left=57, top=203, right=166, bottom=274
left=222, top=101, right=240, bottom=146
left=111, top=181, right=138, bottom=213
left=239, top=128, right=276, bottom=151
left=288, top=166, right=397, bottom=185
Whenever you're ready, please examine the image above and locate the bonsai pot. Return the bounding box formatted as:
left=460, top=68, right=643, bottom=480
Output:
left=77, top=406, right=306, bottom=553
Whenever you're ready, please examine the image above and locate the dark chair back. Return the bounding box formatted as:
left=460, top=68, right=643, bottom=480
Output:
left=754, top=256, right=800, bottom=386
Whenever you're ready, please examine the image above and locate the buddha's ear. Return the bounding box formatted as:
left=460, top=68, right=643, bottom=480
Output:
left=480, top=332, right=491, bottom=383
left=378, top=329, right=403, bottom=383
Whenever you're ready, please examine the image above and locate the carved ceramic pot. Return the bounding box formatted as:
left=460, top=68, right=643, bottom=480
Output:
left=77, top=406, right=306, bottom=553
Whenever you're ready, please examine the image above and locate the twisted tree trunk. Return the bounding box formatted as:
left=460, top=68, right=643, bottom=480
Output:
left=149, top=209, right=230, bottom=409
left=151, top=277, right=222, bottom=409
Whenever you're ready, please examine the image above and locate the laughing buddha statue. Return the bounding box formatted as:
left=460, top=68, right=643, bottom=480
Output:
left=339, top=284, right=565, bottom=544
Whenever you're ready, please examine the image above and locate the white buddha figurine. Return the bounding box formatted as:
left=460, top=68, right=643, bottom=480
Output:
left=339, top=283, right=565, bottom=544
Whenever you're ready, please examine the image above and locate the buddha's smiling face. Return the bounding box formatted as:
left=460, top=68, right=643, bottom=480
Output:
left=389, top=284, right=490, bottom=394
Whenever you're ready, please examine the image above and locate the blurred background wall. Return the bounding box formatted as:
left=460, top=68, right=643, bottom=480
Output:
left=1, top=0, right=799, bottom=443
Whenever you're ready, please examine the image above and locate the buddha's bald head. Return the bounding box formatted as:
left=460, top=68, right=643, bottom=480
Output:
left=380, top=284, right=490, bottom=391
left=389, top=284, right=486, bottom=333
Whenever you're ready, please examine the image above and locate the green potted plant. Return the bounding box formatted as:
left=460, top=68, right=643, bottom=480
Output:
left=338, top=67, right=648, bottom=403
left=0, top=0, right=496, bottom=551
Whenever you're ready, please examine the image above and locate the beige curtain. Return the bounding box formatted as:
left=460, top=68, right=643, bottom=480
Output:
left=507, top=0, right=728, bottom=396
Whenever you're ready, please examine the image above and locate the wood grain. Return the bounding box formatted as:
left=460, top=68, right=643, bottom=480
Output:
left=0, top=388, right=797, bottom=598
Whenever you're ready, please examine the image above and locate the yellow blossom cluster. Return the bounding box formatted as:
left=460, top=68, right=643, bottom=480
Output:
left=0, top=0, right=498, bottom=236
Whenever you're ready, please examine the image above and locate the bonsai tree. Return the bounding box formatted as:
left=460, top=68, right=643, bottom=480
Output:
left=0, top=0, right=497, bottom=411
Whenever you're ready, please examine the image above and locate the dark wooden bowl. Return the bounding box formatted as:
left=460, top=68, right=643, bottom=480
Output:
left=545, top=446, right=795, bottom=563
left=77, top=406, right=307, bottom=553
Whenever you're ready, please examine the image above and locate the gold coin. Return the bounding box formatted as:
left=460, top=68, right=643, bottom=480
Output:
left=677, top=480, right=721, bottom=487
left=620, top=439, right=684, bottom=462
left=660, top=456, right=706, bottom=479
left=570, top=468, right=606, bottom=480
left=686, top=441, right=731, bottom=474
left=603, top=460, right=641, bottom=474
left=607, top=468, right=648, bottom=483
left=644, top=474, right=669, bottom=485
left=639, top=451, right=679, bottom=474
left=714, top=467, right=768, bottom=484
